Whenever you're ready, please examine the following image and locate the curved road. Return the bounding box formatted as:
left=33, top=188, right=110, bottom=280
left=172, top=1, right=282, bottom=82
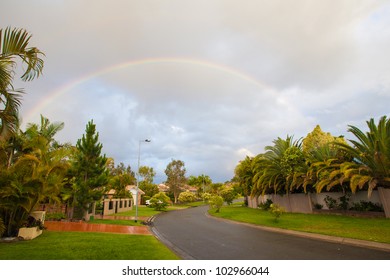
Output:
left=152, top=206, right=390, bottom=260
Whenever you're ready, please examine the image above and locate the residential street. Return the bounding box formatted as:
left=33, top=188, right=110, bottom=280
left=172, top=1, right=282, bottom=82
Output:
left=152, top=206, right=390, bottom=260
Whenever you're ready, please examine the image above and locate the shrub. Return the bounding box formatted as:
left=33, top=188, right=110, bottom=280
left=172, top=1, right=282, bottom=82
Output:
left=142, top=196, right=151, bottom=205
left=338, top=194, right=350, bottom=210
left=258, top=199, right=273, bottom=210
left=46, top=212, right=66, bottom=221
left=149, top=192, right=171, bottom=211
left=313, top=203, right=323, bottom=210
left=269, top=203, right=285, bottom=222
left=220, top=187, right=237, bottom=205
left=178, top=191, right=197, bottom=204
left=209, top=195, right=224, bottom=213
left=202, top=192, right=212, bottom=202
left=350, top=201, right=384, bottom=212
left=22, top=216, right=46, bottom=230
left=324, top=195, right=338, bottom=209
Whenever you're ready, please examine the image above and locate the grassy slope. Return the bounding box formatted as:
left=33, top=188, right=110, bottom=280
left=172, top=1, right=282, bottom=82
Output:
left=0, top=231, right=179, bottom=260
left=210, top=205, right=390, bottom=244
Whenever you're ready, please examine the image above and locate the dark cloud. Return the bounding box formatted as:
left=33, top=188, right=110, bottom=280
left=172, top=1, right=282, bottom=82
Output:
left=4, top=0, right=390, bottom=182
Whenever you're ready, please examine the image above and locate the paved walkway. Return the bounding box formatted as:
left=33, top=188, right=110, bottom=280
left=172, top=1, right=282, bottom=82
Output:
left=44, top=220, right=152, bottom=235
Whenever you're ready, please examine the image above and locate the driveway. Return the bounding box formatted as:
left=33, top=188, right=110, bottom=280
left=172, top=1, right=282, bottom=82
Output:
left=151, top=206, right=390, bottom=260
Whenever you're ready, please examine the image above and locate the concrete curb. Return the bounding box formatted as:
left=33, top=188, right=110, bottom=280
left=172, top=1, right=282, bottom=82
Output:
left=149, top=213, right=196, bottom=260
left=206, top=211, right=390, bottom=253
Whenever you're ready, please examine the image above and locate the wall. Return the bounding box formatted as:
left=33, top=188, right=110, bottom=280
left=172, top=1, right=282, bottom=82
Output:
left=249, top=189, right=390, bottom=218
left=378, top=188, right=390, bottom=218
left=259, top=193, right=312, bottom=214
left=102, top=198, right=133, bottom=216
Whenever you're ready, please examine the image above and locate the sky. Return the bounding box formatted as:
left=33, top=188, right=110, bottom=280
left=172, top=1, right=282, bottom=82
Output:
left=2, top=0, right=390, bottom=184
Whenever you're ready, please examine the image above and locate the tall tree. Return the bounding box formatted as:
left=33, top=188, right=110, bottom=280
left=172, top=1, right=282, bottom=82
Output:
left=108, top=161, right=135, bottom=198
left=187, top=174, right=212, bottom=196
left=234, top=156, right=254, bottom=204
left=0, top=27, right=44, bottom=139
left=138, top=165, right=158, bottom=201
left=70, top=120, right=108, bottom=218
left=165, top=159, right=186, bottom=203
left=139, top=165, right=156, bottom=184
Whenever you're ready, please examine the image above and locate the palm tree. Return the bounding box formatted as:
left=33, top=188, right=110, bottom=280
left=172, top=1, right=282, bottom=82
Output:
left=294, top=143, right=352, bottom=193
left=0, top=27, right=44, bottom=139
left=234, top=156, right=255, bottom=205
left=25, top=115, right=65, bottom=144
left=252, top=136, right=305, bottom=195
left=0, top=117, right=70, bottom=237
left=335, top=116, right=390, bottom=196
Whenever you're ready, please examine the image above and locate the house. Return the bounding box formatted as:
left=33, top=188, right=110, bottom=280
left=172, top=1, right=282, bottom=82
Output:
left=101, top=185, right=144, bottom=215
left=125, top=185, right=145, bottom=206
left=158, top=183, right=170, bottom=193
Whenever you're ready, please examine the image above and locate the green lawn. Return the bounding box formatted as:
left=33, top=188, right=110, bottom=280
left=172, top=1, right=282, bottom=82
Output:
left=111, top=205, right=163, bottom=217
left=209, top=205, right=390, bottom=244
left=0, top=231, right=180, bottom=260
left=111, top=204, right=198, bottom=217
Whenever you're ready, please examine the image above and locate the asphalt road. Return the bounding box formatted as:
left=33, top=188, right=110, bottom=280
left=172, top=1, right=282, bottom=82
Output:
left=152, top=206, right=390, bottom=260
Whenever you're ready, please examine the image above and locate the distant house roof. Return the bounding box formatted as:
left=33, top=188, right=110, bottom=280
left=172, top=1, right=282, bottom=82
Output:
left=181, top=184, right=198, bottom=193
left=107, top=189, right=116, bottom=195
left=105, top=185, right=145, bottom=196
left=158, top=183, right=170, bottom=192
left=125, top=185, right=145, bottom=195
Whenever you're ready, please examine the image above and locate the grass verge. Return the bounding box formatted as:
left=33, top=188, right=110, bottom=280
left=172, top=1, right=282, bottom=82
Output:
left=111, top=204, right=196, bottom=218
left=209, top=205, right=390, bottom=244
left=0, top=231, right=180, bottom=260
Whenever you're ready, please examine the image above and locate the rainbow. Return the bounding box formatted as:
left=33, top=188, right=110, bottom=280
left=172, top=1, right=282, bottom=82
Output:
left=25, top=57, right=277, bottom=122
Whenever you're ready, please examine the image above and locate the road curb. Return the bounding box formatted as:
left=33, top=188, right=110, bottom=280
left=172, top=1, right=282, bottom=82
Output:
left=149, top=212, right=196, bottom=260
left=206, top=211, right=390, bottom=253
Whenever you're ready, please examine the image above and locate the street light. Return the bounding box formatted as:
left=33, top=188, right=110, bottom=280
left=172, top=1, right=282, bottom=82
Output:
left=135, top=139, right=151, bottom=223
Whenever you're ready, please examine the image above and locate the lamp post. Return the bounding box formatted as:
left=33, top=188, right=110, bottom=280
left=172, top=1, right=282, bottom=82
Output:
left=135, top=139, right=151, bottom=223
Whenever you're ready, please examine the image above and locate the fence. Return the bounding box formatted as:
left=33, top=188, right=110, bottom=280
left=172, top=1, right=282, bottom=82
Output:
left=248, top=187, right=390, bottom=218
left=102, top=198, right=133, bottom=216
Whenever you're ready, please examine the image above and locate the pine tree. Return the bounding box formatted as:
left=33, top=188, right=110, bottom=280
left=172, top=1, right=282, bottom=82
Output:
left=71, top=120, right=108, bottom=218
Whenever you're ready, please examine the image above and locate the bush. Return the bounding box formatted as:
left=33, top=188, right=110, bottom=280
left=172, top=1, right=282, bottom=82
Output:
left=338, top=194, right=350, bottom=210
left=313, top=203, right=323, bottom=210
left=324, top=195, right=338, bottom=209
left=178, top=191, right=197, bottom=204
left=149, top=192, right=171, bottom=211
left=142, top=196, right=151, bottom=205
left=202, top=192, right=212, bottom=202
left=22, top=216, right=46, bottom=230
left=258, top=199, right=273, bottom=210
left=220, top=187, right=237, bottom=205
left=269, top=203, right=285, bottom=222
left=46, top=212, right=66, bottom=221
left=350, top=201, right=384, bottom=212
left=209, top=195, right=224, bottom=213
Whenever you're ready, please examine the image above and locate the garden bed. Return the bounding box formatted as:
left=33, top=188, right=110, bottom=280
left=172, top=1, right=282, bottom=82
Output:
left=312, top=209, right=385, bottom=218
